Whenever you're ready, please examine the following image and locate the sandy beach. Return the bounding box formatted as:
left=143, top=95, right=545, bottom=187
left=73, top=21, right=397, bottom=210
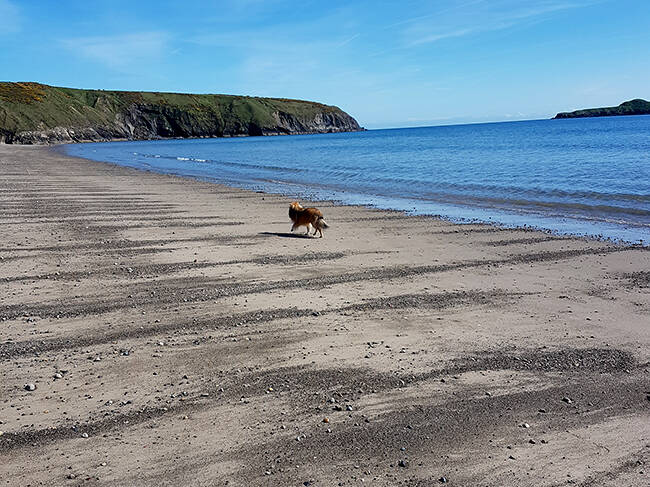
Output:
left=0, top=144, right=648, bottom=486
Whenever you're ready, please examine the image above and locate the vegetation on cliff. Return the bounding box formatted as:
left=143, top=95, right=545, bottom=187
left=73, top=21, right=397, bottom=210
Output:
left=0, top=82, right=362, bottom=144
left=554, top=99, right=650, bottom=119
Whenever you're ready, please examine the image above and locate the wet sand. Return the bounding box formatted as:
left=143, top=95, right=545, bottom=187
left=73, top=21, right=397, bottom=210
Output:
left=0, top=144, right=648, bottom=486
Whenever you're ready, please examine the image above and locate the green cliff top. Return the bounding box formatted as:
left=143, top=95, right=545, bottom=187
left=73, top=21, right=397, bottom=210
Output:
left=0, top=82, right=341, bottom=132
left=0, top=82, right=361, bottom=144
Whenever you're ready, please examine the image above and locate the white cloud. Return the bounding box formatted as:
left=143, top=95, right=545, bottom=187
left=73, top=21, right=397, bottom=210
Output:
left=61, top=32, right=169, bottom=69
left=0, top=0, right=20, bottom=35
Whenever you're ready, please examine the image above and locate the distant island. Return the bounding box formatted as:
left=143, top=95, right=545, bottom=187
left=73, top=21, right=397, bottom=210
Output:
left=0, top=82, right=363, bottom=144
left=554, top=98, right=650, bottom=119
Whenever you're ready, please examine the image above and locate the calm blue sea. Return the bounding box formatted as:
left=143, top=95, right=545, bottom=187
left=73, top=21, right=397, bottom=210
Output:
left=65, top=115, right=650, bottom=244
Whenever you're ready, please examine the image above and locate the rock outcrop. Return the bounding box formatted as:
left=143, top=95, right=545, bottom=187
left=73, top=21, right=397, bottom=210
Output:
left=554, top=99, right=650, bottom=119
left=0, top=82, right=363, bottom=144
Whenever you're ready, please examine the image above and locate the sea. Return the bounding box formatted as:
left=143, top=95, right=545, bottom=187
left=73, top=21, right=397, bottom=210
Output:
left=64, top=115, right=650, bottom=245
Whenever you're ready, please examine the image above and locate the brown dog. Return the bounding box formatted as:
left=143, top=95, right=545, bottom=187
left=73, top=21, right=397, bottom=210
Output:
left=289, top=201, right=329, bottom=238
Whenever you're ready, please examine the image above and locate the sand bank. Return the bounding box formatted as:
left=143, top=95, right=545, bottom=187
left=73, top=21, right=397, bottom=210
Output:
left=0, top=144, right=648, bottom=486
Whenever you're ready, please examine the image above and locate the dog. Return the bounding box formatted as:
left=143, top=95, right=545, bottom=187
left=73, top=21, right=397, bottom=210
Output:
left=288, top=201, right=329, bottom=238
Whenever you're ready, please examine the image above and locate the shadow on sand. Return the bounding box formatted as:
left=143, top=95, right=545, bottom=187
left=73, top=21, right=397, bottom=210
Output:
left=259, top=232, right=314, bottom=239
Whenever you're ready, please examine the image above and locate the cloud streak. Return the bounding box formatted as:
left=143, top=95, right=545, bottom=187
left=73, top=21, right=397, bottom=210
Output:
left=61, top=32, right=169, bottom=69
left=402, top=0, right=599, bottom=47
left=337, top=33, right=361, bottom=48
left=0, top=0, right=20, bottom=35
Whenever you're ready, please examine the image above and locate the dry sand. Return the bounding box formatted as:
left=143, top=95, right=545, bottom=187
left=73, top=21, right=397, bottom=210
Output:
left=0, top=144, right=648, bottom=486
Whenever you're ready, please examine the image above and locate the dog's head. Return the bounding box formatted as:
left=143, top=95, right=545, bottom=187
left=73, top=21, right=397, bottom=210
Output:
left=289, top=201, right=304, bottom=211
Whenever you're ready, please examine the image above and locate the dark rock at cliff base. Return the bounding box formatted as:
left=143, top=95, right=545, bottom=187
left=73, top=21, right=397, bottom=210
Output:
left=554, top=99, right=650, bottom=119
left=0, top=82, right=363, bottom=144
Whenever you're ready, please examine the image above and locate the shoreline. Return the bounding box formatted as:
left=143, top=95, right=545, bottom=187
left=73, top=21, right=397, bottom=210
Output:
left=59, top=141, right=649, bottom=248
left=1, top=144, right=648, bottom=486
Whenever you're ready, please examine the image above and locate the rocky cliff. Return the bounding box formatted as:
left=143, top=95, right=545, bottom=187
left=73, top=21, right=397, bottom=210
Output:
left=0, top=82, right=363, bottom=144
left=554, top=98, right=650, bottom=119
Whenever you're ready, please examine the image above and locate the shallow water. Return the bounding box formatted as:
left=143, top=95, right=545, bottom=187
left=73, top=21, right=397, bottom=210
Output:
left=65, top=115, right=650, bottom=244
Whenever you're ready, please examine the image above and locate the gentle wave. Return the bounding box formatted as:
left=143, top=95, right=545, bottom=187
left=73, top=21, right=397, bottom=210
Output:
left=65, top=116, right=650, bottom=244
left=146, top=153, right=650, bottom=207
left=143, top=152, right=306, bottom=173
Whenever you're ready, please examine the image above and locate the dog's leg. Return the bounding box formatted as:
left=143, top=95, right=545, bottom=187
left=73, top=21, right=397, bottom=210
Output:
left=291, top=223, right=297, bottom=232
left=305, top=224, right=311, bottom=236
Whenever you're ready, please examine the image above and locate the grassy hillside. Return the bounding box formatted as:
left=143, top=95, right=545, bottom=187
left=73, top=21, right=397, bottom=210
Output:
left=554, top=99, right=650, bottom=119
left=0, top=82, right=362, bottom=144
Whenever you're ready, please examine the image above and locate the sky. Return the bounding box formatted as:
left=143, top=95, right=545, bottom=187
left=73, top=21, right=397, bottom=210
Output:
left=1, top=0, right=649, bottom=128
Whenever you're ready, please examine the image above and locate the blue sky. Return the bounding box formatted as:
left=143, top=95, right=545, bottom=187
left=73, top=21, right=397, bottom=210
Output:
left=1, top=0, right=648, bottom=128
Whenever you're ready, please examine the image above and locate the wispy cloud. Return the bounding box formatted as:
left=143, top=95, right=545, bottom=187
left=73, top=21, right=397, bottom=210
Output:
left=0, top=0, right=20, bottom=35
left=402, top=1, right=599, bottom=47
left=408, top=28, right=474, bottom=46
left=386, top=0, right=487, bottom=30
left=337, top=33, right=361, bottom=48
left=185, top=21, right=363, bottom=95
left=187, top=24, right=356, bottom=54
left=61, top=32, right=169, bottom=69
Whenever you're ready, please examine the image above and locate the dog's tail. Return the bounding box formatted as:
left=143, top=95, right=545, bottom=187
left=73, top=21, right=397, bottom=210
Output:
left=318, top=217, right=329, bottom=229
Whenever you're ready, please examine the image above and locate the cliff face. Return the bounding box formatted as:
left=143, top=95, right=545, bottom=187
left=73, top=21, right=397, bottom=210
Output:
left=0, top=82, right=363, bottom=144
left=554, top=99, right=650, bottom=119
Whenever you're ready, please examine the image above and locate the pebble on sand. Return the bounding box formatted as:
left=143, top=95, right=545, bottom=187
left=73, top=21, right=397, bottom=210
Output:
left=24, top=383, right=36, bottom=391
